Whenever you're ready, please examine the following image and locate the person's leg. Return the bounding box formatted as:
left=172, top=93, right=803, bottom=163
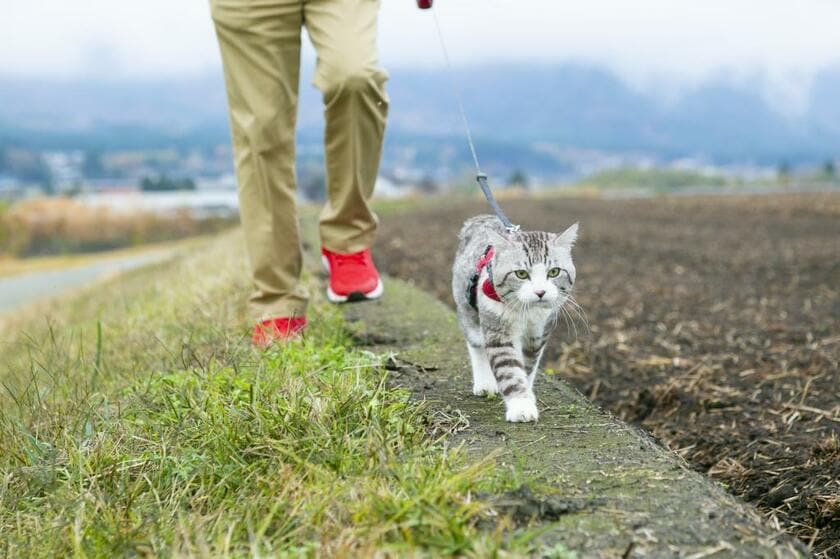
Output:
left=211, top=0, right=308, bottom=323
left=303, top=0, right=388, bottom=254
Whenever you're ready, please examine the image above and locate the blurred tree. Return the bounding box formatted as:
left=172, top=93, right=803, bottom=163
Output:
left=140, top=175, right=196, bottom=191
left=40, top=180, right=55, bottom=196
left=777, top=162, right=791, bottom=184
left=36, top=159, right=54, bottom=195
left=9, top=151, right=53, bottom=190
left=507, top=169, right=529, bottom=188
left=823, top=159, right=836, bottom=179
left=66, top=182, right=84, bottom=197
left=299, top=173, right=326, bottom=202
left=83, top=149, right=106, bottom=178
left=418, top=175, right=438, bottom=194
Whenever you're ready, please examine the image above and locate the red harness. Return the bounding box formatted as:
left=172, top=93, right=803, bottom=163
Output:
left=468, top=246, right=501, bottom=308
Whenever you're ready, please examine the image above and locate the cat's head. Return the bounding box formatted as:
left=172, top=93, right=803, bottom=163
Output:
left=489, top=223, right=578, bottom=307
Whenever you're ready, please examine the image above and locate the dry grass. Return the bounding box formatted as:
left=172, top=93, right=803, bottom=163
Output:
left=0, top=197, right=234, bottom=257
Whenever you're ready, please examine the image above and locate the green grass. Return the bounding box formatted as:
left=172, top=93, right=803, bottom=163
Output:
left=0, top=231, right=538, bottom=557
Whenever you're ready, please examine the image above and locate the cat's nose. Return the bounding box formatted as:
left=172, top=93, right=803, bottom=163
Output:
left=535, top=290, right=546, bottom=299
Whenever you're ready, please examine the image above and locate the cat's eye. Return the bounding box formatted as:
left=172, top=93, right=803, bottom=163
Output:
left=547, top=267, right=562, bottom=278
left=514, top=270, right=530, bottom=280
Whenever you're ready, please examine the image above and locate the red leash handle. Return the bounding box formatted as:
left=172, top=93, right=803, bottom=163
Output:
left=417, top=0, right=433, bottom=9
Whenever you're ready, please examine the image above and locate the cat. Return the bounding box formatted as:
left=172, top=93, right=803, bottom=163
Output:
left=451, top=215, right=578, bottom=422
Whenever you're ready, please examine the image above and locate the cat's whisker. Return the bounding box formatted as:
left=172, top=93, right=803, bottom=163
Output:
left=563, top=305, right=580, bottom=341
left=564, top=293, right=583, bottom=312
left=563, top=295, right=591, bottom=332
left=566, top=297, right=587, bottom=320
left=556, top=304, right=576, bottom=341
left=548, top=305, right=561, bottom=329
left=557, top=306, right=572, bottom=340
left=548, top=308, right=561, bottom=331
left=562, top=310, right=575, bottom=341
left=563, top=298, right=591, bottom=336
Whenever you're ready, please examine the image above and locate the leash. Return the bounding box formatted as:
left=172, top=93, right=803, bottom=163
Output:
left=428, top=5, right=520, bottom=233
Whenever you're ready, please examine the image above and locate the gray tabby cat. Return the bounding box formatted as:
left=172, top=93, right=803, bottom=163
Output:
left=452, top=215, right=578, bottom=422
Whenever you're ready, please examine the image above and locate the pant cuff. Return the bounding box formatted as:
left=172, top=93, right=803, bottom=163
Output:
left=251, top=299, right=308, bottom=323
left=320, top=229, right=377, bottom=254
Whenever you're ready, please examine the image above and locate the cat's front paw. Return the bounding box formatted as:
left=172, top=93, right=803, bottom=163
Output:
left=505, top=396, right=539, bottom=423
left=473, top=378, right=499, bottom=396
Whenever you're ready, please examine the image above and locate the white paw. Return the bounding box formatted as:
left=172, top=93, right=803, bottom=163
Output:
left=505, top=396, right=539, bottom=423
left=473, top=378, right=499, bottom=396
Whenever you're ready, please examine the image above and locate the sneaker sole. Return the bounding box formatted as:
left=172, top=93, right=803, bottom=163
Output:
left=326, top=278, right=384, bottom=303
left=322, top=255, right=384, bottom=303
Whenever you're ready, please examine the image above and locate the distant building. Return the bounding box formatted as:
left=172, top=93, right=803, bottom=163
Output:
left=85, top=178, right=141, bottom=192
left=195, top=174, right=237, bottom=190
left=374, top=175, right=415, bottom=199
left=76, top=189, right=240, bottom=219
left=43, top=151, right=85, bottom=192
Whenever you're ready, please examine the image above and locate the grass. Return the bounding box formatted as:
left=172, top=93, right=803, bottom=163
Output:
left=0, top=196, right=236, bottom=258
left=0, top=230, right=539, bottom=557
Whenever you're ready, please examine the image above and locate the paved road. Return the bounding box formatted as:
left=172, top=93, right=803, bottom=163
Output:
left=0, top=250, right=174, bottom=314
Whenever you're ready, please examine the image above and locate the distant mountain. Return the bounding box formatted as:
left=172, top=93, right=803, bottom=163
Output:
left=807, top=65, right=840, bottom=139
left=2, top=63, right=839, bottom=169
left=383, top=64, right=840, bottom=163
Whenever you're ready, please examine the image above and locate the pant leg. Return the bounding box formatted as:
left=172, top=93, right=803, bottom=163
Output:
left=303, top=0, right=389, bottom=254
left=211, top=0, right=309, bottom=320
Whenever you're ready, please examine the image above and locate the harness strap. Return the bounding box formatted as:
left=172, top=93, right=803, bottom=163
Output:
left=475, top=244, right=495, bottom=273
left=481, top=277, right=501, bottom=303
left=467, top=245, right=502, bottom=309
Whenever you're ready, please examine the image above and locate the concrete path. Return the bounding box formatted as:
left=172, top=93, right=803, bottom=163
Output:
left=341, top=277, right=808, bottom=558
left=0, top=250, right=174, bottom=314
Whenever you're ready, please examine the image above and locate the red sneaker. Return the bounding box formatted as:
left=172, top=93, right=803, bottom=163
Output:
left=321, top=247, right=384, bottom=303
left=252, top=316, right=306, bottom=347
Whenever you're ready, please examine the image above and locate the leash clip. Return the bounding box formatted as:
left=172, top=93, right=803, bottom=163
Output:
left=475, top=173, right=519, bottom=233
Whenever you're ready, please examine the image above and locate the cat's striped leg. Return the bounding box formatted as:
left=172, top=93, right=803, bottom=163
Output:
left=486, top=339, right=538, bottom=422
left=523, top=334, right=548, bottom=389
left=467, top=343, right=498, bottom=396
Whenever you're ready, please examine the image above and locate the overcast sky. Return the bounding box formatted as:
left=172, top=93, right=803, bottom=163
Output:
left=4, top=0, right=840, bottom=90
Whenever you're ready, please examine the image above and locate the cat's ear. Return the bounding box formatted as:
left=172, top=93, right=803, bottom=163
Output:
left=553, top=222, right=578, bottom=248
left=486, top=228, right=516, bottom=247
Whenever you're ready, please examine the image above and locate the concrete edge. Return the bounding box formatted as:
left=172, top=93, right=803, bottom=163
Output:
left=340, top=276, right=808, bottom=558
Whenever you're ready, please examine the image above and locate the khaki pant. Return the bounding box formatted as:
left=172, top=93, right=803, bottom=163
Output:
left=211, top=0, right=388, bottom=320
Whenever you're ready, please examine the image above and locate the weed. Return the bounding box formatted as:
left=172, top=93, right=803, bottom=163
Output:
left=0, top=231, right=536, bottom=557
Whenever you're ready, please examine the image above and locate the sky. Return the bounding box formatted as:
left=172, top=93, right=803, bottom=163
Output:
left=4, top=0, right=840, bottom=96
